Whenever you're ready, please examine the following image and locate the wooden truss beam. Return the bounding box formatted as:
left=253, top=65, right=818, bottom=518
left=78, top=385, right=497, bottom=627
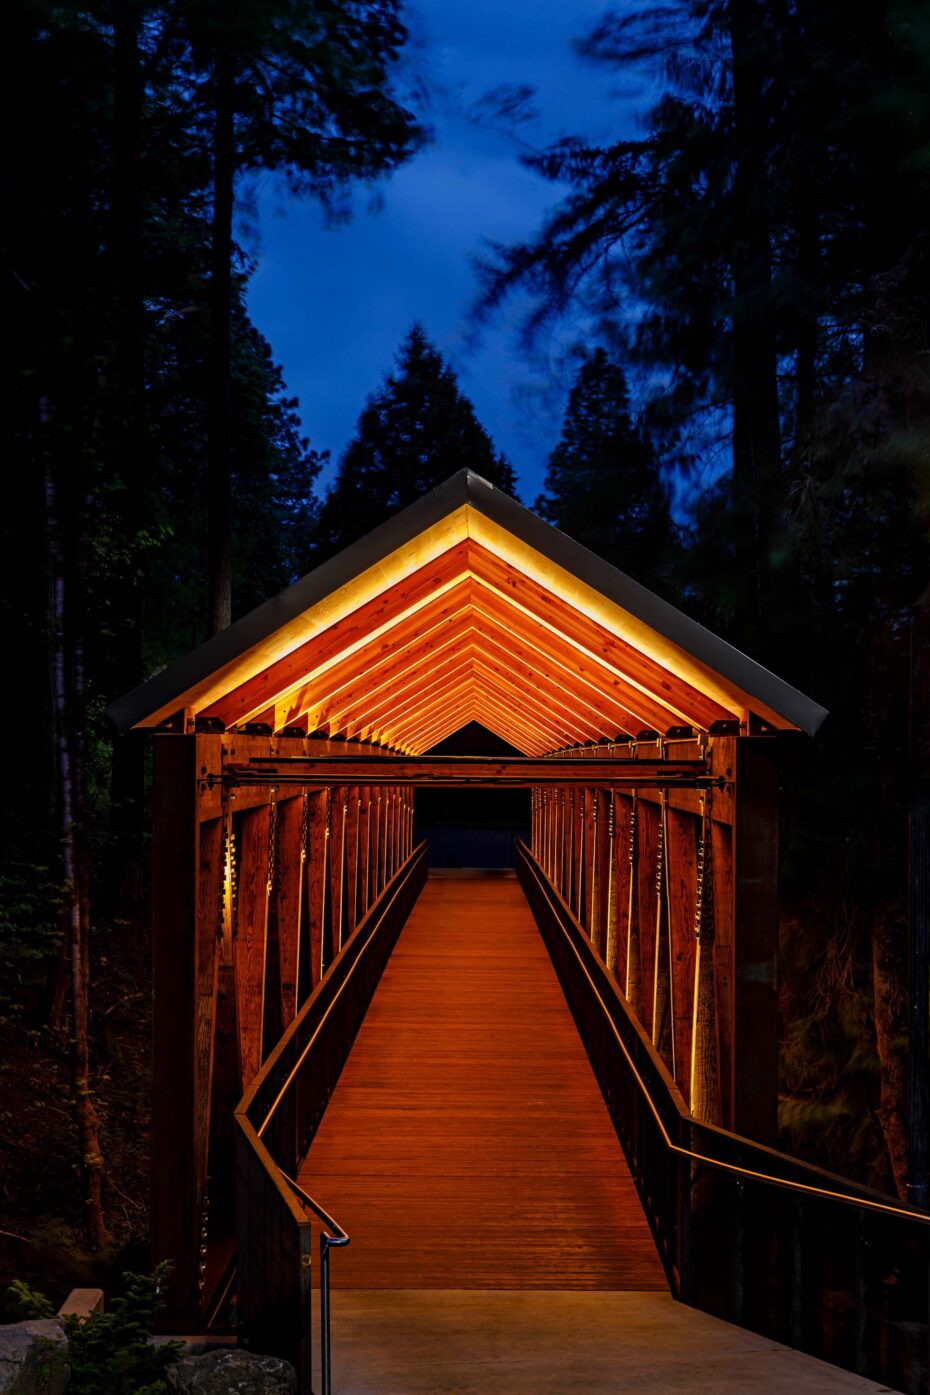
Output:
left=220, top=755, right=719, bottom=789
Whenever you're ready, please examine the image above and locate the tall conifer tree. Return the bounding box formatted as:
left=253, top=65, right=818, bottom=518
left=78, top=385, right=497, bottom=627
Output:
left=536, top=349, right=672, bottom=588
left=315, top=324, right=517, bottom=560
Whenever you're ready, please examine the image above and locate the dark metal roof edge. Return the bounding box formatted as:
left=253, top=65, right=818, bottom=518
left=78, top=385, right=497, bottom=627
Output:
left=107, top=472, right=476, bottom=732
left=108, top=468, right=828, bottom=737
left=467, top=479, right=829, bottom=736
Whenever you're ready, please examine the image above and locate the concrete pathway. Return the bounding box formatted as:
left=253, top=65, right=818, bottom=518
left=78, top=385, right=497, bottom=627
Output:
left=322, top=1291, right=900, bottom=1395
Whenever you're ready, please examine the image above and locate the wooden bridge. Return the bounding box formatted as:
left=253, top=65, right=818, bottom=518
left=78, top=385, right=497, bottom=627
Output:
left=109, top=472, right=929, bottom=1395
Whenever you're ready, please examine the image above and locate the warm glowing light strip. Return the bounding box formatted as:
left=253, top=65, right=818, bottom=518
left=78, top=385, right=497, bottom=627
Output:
left=390, top=673, right=561, bottom=752
left=387, top=680, right=484, bottom=748
left=337, top=656, right=478, bottom=742
left=281, top=590, right=479, bottom=729
left=332, top=644, right=479, bottom=733
left=464, top=667, right=572, bottom=746
left=370, top=661, right=560, bottom=753
left=466, top=540, right=731, bottom=727
left=469, top=656, right=601, bottom=745
left=469, top=514, right=768, bottom=726
left=408, top=700, right=541, bottom=756
left=469, top=595, right=655, bottom=732
left=445, top=686, right=555, bottom=753
left=470, top=572, right=698, bottom=730
left=400, top=697, right=485, bottom=754
left=282, top=602, right=477, bottom=731
left=396, top=683, right=547, bottom=755
left=158, top=511, right=472, bottom=727
left=466, top=630, right=624, bottom=739
left=294, top=573, right=642, bottom=739
left=472, top=585, right=682, bottom=733
left=341, top=636, right=597, bottom=746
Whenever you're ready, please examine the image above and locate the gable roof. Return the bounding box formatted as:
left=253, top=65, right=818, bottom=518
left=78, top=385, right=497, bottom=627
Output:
left=107, top=470, right=828, bottom=750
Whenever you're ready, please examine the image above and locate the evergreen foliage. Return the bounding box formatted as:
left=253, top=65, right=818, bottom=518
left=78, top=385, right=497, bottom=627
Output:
left=5, top=1267, right=181, bottom=1395
left=315, top=325, right=517, bottom=561
left=535, top=349, right=673, bottom=590
left=63, top=1266, right=180, bottom=1395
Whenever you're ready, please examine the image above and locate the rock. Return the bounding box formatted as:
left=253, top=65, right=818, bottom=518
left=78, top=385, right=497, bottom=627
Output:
left=167, top=1349, right=297, bottom=1395
left=0, top=1320, right=69, bottom=1395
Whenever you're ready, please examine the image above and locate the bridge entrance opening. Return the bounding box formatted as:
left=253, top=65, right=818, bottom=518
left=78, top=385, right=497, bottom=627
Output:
left=416, top=721, right=530, bottom=868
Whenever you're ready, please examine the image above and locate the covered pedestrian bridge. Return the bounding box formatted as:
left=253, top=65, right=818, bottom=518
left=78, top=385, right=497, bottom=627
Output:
left=109, top=471, right=928, bottom=1395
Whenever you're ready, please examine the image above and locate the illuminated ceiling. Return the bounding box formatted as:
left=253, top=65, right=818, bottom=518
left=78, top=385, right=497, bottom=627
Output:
left=108, top=472, right=827, bottom=753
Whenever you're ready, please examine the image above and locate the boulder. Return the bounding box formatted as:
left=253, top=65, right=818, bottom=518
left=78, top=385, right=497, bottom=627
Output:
left=167, top=1349, right=297, bottom=1395
left=0, top=1320, right=69, bottom=1395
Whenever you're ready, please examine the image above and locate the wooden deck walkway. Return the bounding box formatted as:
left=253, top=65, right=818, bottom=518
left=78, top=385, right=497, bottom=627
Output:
left=298, top=872, right=666, bottom=1290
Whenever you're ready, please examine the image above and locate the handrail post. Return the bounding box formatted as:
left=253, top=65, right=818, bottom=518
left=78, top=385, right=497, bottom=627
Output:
left=320, top=1236, right=331, bottom=1395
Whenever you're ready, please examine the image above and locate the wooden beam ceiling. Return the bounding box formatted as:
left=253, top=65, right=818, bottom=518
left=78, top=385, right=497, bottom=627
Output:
left=111, top=472, right=827, bottom=740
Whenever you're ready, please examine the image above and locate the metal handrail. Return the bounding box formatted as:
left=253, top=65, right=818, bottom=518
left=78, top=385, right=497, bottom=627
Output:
left=281, top=1173, right=349, bottom=1395
left=254, top=860, right=423, bottom=1139
left=234, top=843, right=428, bottom=1395
left=518, top=841, right=930, bottom=1224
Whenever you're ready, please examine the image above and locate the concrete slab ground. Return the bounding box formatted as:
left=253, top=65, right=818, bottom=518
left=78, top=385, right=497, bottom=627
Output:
left=322, top=1291, right=900, bottom=1395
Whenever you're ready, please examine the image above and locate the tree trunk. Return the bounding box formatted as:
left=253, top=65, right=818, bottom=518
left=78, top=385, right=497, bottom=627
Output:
left=907, top=590, right=930, bottom=1205
left=207, top=44, right=234, bottom=637
left=107, top=0, right=147, bottom=919
left=728, top=0, right=782, bottom=631
left=872, top=905, right=909, bottom=1199
left=42, top=398, right=111, bottom=1252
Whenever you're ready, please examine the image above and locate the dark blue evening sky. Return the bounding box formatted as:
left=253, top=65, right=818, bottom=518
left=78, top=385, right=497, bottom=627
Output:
left=245, top=1, right=649, bottom=504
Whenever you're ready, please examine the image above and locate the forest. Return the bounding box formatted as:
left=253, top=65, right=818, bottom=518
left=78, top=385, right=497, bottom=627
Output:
left=2, top=0, right=928, bottom=1312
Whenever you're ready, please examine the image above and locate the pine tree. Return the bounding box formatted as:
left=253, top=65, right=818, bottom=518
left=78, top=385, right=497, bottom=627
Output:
left=314, top=324, right=518, bottom=560
left=536, top=349, right=672, bottom=588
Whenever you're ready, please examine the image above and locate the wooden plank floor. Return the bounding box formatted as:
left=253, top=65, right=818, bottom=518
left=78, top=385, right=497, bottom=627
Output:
left=298, top=874, right=667, bottom=1290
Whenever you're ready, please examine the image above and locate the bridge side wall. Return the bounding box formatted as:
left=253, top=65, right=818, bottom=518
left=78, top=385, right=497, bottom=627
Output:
left=531, top=733, right=778, bottom=1142
left=150, top=732, right=412, bottom=1330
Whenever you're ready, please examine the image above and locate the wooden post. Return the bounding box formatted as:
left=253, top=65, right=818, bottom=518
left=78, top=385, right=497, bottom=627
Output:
left=387, top=787, right=397, bottom=878
left=651, top=793, right=675, bottom=1076
left=275, top=796, right=303, bottom=1030
left=371, top=788, right=382, bottom=901
left=690, top=794, right=721, bottom=1124
left=380, top=787, right=389, bottom=888
left=151, top=735, right=213, bottom=1329
left=543, top=788, right=550, bottom=877
left=345, top=786, right=360, bottom=941
left=666, top=807, right=699, bottom=1105
left=615, top=794, right=635, bottom=992
left=307, top=789, right=329, bottom=987
left=595, top=789, right=612, bottom=961
left=328, top=787, right=347, bottom=956
left=234, top=802, right=271, bottom=1087
left=604, top=793, right=620, bottom=976
left=732, top=737, right=779, bottom=1143
left=711, top=812, right=735, bottom=1129
left=636, top=798, right=658, bottom=1026
left=583, top=788, right=597, bottom=940
left=357, top=787, right=371, bottom=921
left=573, top=786, right=585, bottom=921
